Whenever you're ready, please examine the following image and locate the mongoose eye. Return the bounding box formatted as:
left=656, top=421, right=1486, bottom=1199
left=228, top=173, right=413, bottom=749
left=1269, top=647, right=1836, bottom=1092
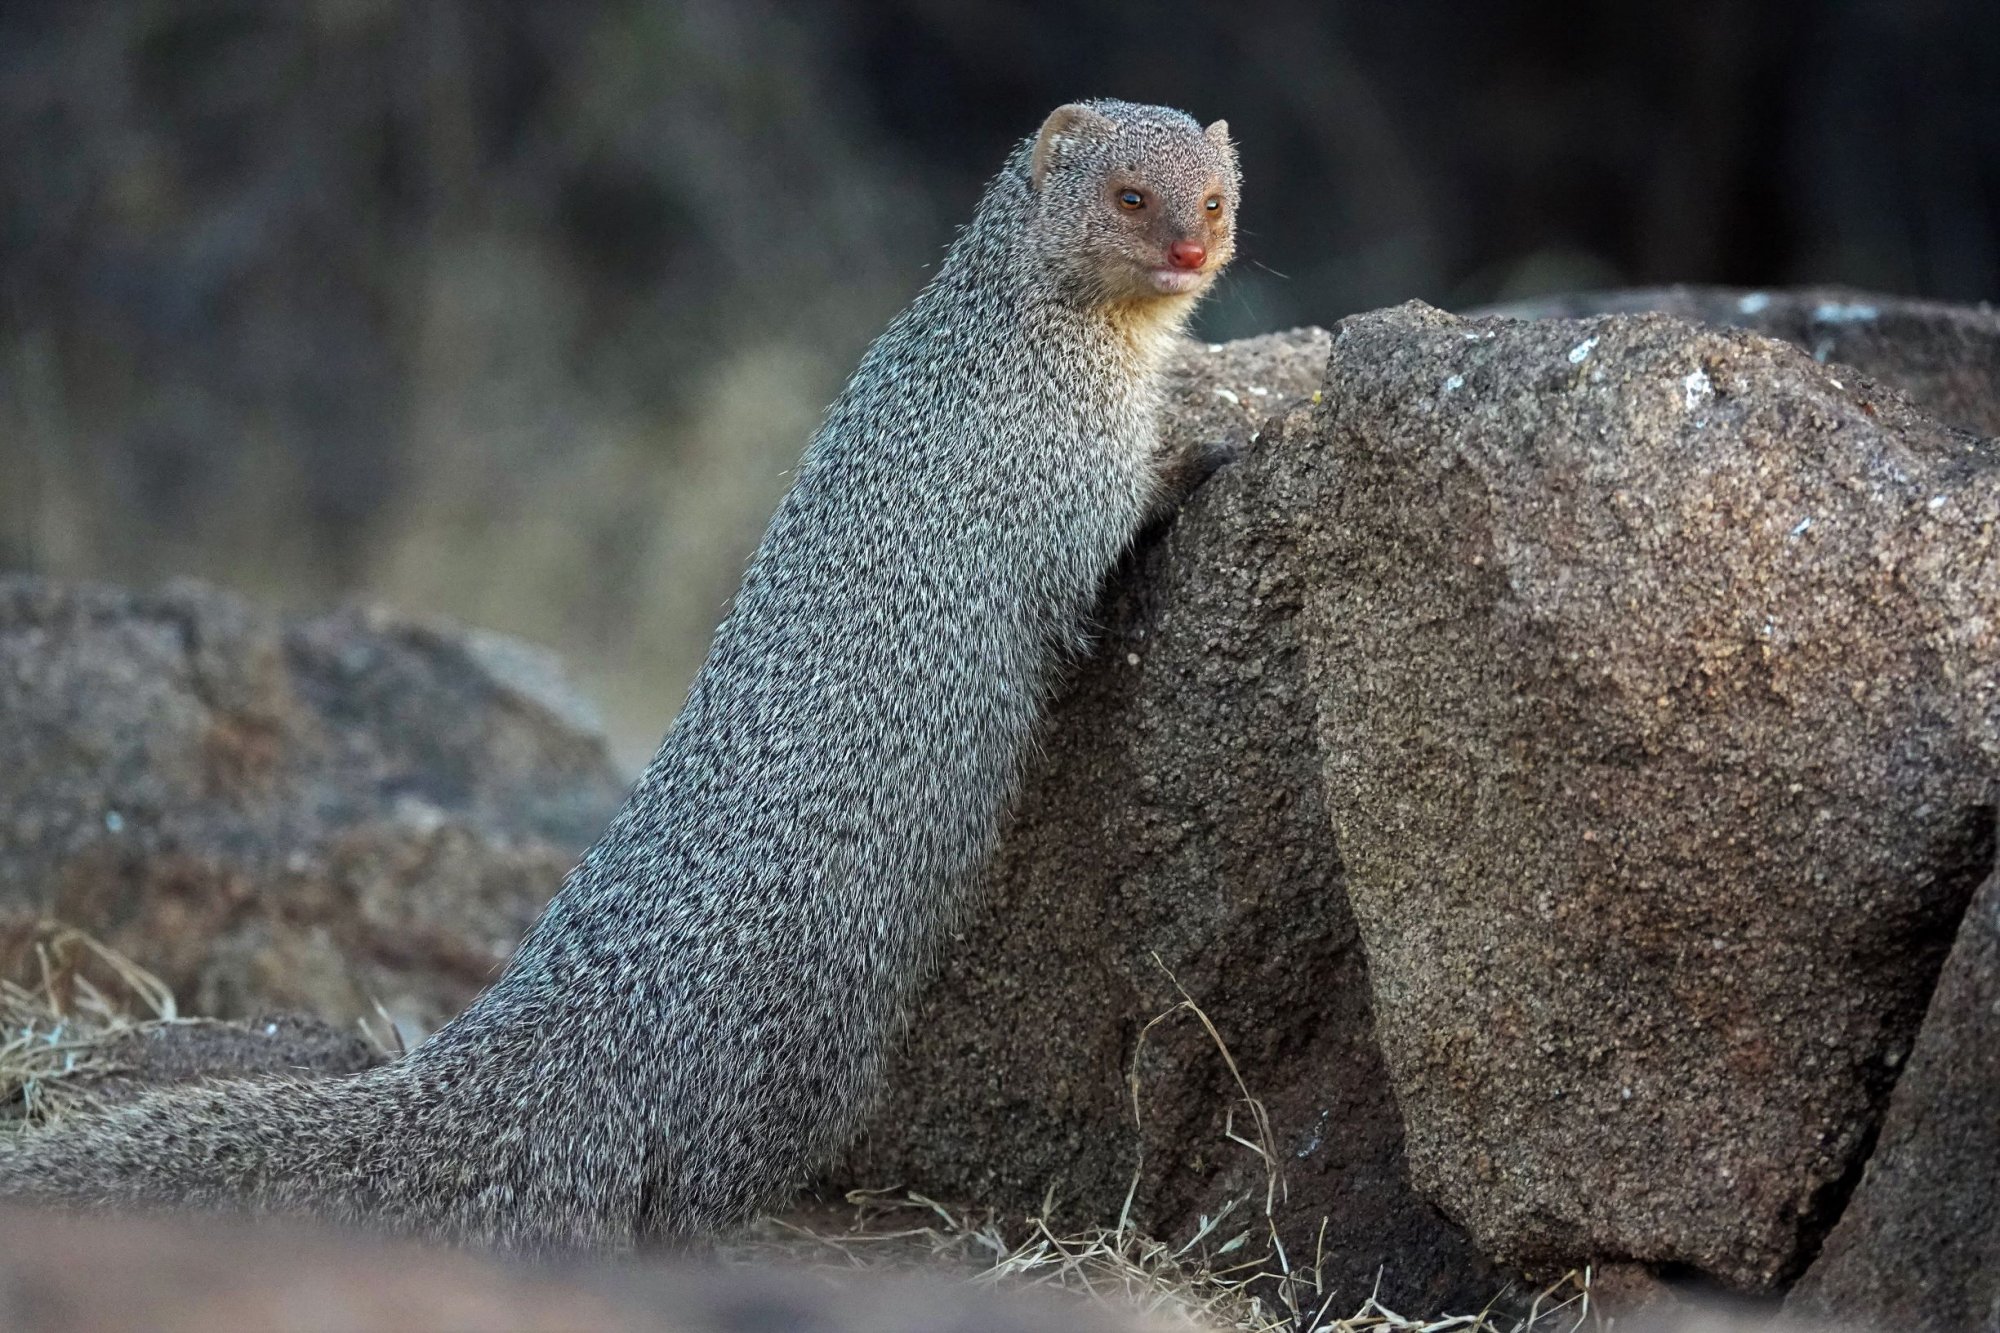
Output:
left=1204, top=195, right=1222, bottom=212
left=1117, top=189, right=1146, bottom=210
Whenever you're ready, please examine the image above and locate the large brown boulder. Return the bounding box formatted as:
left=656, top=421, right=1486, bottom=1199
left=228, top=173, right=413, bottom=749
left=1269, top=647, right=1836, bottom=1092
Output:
left=841, top=330, right=1495, bottom=1313
left=849, top=295, right=2000, bottom=1306
left=0, top=578, right=626, bottom=1036
left=1308, top=303, right=1999, bottom=1288
left=1787, top=861, right=2000, bottom=1331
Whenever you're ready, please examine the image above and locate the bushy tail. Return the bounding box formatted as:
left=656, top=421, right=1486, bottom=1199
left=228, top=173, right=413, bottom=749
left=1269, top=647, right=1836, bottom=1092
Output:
left=0, top=1044, right=660, bottom=1249
left=1, top=1067, right=407, bottom=1226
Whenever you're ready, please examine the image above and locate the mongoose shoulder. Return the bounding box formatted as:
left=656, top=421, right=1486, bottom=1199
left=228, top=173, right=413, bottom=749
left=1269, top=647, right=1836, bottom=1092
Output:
left=0, top=99, right=1242, bottom=1249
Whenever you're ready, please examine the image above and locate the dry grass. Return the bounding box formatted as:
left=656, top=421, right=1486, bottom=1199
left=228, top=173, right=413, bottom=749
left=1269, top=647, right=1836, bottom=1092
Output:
left=733, top=1187, right=1595, bottom=1333
left=727, top=954, right=1598, bottom=1333
left=5, top=926, right=1599, bottom=1332
left=0, top=920, right=184, bottom=1124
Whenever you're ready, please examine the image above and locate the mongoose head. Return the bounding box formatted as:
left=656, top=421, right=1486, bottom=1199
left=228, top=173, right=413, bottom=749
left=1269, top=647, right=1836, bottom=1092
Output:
left=1027, top=99, right=1240, bottom=315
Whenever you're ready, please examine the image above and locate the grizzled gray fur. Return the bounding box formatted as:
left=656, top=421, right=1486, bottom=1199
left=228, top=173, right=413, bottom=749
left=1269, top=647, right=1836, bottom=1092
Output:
left=0, top=100, right=1240, bottom=1249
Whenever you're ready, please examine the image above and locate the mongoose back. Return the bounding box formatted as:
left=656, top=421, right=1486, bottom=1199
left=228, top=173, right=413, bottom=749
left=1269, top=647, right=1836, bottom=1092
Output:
left=0, top=99, right=1241, bottom=1248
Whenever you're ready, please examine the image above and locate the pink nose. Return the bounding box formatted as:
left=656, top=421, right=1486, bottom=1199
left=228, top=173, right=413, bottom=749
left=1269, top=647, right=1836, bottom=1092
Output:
left=1167, top=240, right=1207, bottom=271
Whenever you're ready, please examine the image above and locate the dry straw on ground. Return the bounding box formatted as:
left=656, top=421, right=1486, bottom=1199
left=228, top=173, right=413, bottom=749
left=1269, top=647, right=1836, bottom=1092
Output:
left=732, top=1188, right=1595, bottom=1333
left=0, top=920, right=183, bottom=1124
left=729, top=954, right=1596, bottom=1333
left=4, top=925, right=1595, bottom=1332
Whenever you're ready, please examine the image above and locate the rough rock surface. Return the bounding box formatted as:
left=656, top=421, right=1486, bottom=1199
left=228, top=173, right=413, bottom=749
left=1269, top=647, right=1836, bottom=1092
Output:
left=1787, top=862, right=2000, bottom=1331
left=0, top=578, right=627, bottom=1035
left=1308, top=303, right=1999, bottom=1288
left=0, top=1206, right=1164, bottom=1333
left=839, top=329, right=1494, bottom=1313
left=76, top=1015, right=384, bottom=1104
left=1478, top=285, right=2000, bottom=435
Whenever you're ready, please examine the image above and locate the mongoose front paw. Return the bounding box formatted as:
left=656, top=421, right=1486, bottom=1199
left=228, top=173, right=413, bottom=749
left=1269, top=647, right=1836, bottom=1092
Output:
left=1183, top=435, right=1245, bottom=490
left=1156, top=435, right=1244, bottom=506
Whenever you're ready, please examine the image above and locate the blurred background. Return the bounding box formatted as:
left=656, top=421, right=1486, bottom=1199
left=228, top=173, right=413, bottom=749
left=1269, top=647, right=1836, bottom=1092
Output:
left=4, top=0, right=1996, bottom=766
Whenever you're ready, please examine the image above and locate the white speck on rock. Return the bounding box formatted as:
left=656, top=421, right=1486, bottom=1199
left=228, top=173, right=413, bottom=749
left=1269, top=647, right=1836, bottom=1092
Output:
left=1682, top=368, right=1713, bottom=410
left=103, top=810, right=124, bottom=833
left=1929, top=495, right=1949, bottom=510
left=1813, top=301, right=1879, bottom=323
left=1737, top=292, right=1771, bottom=314
left=394, top=794, right=448, bottom=835
left=1791, top=517, right=1814, bottom=537
left=1442, top=374, right=1464, bottom=393
left=1207, top=343, right=1223, bottom=353
left=1126, top=653, right=1141, bottom=667
left=1212, top=387, right=1241, bottom=405
left=1567, top=336, right=1599, bottom=364
left=265, top=1022, right=279, bottom=1036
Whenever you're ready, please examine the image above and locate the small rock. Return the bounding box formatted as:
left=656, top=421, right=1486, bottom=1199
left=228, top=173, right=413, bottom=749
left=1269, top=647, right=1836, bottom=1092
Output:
left=81, top=1014, right=382, bottom=1105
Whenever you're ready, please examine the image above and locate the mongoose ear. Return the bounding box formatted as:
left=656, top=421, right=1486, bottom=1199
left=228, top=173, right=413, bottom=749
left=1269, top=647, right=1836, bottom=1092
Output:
left=1031, top=103, right=1117, bottom=190
left=1205, top=118, right=1231, bottom=147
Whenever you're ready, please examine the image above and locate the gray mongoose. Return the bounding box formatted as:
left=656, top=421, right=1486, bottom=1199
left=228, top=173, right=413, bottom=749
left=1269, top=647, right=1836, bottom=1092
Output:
left=0, top=99, right=1240, bottom=1249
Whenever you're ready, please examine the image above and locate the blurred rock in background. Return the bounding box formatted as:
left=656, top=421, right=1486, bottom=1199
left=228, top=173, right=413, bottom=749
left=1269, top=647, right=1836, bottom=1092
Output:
left=2, top=0, right=1995, bottom=765
left=0, top=576, right=626, bottom=1037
